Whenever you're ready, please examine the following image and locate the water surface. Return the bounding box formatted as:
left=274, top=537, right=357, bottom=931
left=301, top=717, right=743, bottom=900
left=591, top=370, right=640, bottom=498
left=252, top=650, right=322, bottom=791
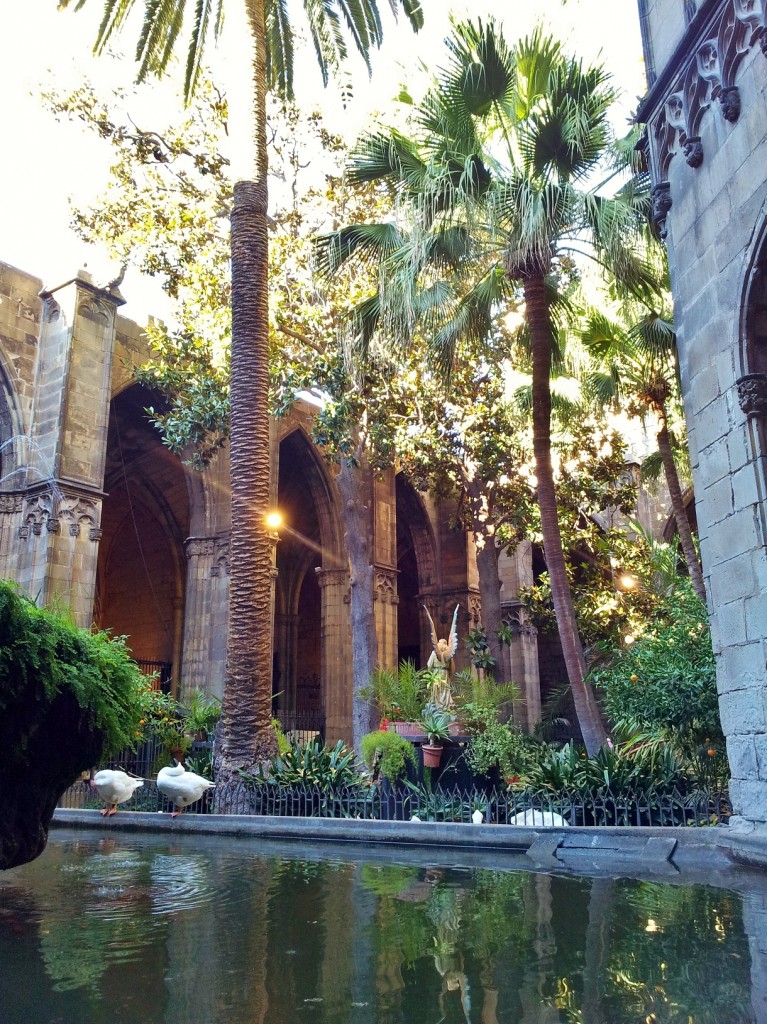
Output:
left=0, top=830, right=759, bottom=1023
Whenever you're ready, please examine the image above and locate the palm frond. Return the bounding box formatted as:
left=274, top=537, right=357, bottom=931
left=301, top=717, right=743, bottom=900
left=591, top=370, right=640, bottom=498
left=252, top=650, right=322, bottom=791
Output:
left=266, top=0, right=295, bottom=100
left=348, top=130, right=428, bottom=192
left=387, top=0, right=424, bottom=32
left=184, top=0, right=223, bottom=102
left=134, top=0, right=185, bottom=83
left=314, top=222, right=402, bottom=278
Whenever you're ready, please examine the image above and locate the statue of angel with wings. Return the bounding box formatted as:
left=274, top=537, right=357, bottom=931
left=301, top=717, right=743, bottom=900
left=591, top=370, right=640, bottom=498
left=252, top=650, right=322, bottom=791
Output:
left=423, top=604, right=460, bottom=710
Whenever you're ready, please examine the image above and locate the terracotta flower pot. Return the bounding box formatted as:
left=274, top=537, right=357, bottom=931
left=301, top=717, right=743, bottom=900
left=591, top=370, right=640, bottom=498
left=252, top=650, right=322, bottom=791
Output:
left=388, top=721, right=425, bottom=740
left=422, top=743, right=443, bottom=768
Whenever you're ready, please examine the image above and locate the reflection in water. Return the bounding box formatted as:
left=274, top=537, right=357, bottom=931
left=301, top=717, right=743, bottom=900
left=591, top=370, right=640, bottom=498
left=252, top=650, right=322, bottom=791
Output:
left=0, top=832, right=760, bottom=1024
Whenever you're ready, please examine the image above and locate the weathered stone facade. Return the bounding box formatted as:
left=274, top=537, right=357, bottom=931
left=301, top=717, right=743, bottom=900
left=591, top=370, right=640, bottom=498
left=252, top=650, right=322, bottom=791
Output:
left=637, top=0, right=767, bottom=819
left=0, top=261, right=542, bottom=744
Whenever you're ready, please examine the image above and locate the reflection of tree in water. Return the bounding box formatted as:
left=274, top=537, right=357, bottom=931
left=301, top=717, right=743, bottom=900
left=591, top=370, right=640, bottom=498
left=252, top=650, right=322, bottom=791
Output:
left=361, top=868, right=756, bottom=1024
left=598, top=881, right=756, bottom=1024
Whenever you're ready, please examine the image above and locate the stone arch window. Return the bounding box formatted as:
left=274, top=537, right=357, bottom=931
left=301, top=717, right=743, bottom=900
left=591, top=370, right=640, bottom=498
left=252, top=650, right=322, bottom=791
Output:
left=0, top=355, right=24, bottom=491
left=738, top=224, right=767, bottom=423
left=736, top=215, right=767, bottom=545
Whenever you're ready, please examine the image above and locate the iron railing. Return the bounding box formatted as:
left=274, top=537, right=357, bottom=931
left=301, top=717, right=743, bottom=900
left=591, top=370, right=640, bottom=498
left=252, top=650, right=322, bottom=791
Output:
left=136, top=659, right=173, bottom=694
left=59, top=778, right=729, bottom=827
left=274, top=710, right=326, bottom=747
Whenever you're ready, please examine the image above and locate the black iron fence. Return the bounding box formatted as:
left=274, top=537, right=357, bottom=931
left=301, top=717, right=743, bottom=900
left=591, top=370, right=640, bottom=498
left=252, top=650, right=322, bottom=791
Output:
left=274, top=710, right=326, bottom=747
left=59, top=778, right=729, bottom=827
left=136, top=659, right=173, bottom=694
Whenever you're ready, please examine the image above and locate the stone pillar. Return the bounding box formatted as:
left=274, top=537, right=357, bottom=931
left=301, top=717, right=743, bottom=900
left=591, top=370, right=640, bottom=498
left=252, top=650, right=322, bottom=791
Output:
left=180, top=534, right=228, bottom=699
left=12, top=272, right=122, bottom=626
left=0, top=493, right=24, bottom=578
left=317, top=567, right=352, bottom=743
left=374, top=566, right=399, bottom=670
left=499, top=541, right=541, bottom=731
left=373, top=468, right=398, bottom=670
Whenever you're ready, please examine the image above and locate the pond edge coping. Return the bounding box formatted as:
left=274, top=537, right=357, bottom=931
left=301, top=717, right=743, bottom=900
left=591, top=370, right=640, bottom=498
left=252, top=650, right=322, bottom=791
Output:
left=51, top=807, right=767, bottom=876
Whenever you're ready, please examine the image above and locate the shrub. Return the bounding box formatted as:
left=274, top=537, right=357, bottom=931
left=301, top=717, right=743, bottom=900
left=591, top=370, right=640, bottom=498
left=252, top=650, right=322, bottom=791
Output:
left=451, top=671, right=520, bottom=732
left=523, top=740, right=690, bottom=796
left=249, top=739, right=364, bottom=791
left=465, top=721, right=535, bottom=781
left=360, top=730, right=417, bottom=784
left=359, top=660, right=430, bottom=722
left=589, top=585, right=720, bottom=756
left=0, top=581, right=149, bottom=757
left=0, top=580, right=150, bottom=868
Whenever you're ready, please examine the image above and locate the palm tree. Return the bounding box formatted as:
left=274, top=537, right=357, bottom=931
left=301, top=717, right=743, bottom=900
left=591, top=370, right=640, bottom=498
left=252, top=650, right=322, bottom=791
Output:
left=61, top=0, right=423, bottom=779
left=582, top=303, right=706, bottom=602
left=318, top=21, right=659, bottom=753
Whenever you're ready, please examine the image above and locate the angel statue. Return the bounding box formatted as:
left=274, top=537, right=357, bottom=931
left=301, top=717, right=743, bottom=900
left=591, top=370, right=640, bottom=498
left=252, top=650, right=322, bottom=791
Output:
left=423, top=604, right=460, bottom=711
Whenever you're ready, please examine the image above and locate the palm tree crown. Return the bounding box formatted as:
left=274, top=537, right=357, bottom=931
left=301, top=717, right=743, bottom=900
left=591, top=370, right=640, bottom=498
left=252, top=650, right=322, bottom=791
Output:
left=62, top=0, right=424, bottom=102
left=317, top=19, right=661, bottom=753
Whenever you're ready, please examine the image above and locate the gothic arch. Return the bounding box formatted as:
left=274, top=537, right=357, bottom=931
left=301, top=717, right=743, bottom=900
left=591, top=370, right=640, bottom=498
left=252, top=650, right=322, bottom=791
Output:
left=272, top=427, right=344, bottom=736
left=396, top=473, right=438, bottom=665
left=735, top=206, right=767, bottom=545
left=738, top=203, right=767, bottom=380
left=0, top=350, right=25, bottom=489
left=277, top=425, right=344, bottom=567
left=96, top=383, right=190, bottom=691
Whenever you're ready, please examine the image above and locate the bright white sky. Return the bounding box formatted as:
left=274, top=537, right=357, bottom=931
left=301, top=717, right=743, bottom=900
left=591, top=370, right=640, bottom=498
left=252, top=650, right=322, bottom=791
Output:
left=0, top=0, right=645, bottom=324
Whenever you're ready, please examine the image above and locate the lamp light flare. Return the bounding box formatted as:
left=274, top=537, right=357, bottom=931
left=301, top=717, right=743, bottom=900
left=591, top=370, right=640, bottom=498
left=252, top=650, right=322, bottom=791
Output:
left=265, top=511, right=283, bottom=530
left=619, top=574, right=637, bottom=589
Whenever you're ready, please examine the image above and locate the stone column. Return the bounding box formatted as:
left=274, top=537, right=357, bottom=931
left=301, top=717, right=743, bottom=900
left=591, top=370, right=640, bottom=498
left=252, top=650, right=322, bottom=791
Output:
left=373, top=468, right=398, bottom=670
left=12, top=272, right=122, bottom=626
left=180, top=535, right=228, bottom=699
left=374, top=566, right=399, bottom=670
left=317, top=567, right=352, bottom=743
left=0, top=493, right=24, bottom=579
left=499, top=541, right=541, bottom=731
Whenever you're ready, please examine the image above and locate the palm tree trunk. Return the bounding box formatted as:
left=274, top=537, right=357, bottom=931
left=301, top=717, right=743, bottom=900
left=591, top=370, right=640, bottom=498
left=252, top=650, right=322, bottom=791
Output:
left=336, top=451, right=377, bottom=752
left=218, top=0, right=277, bottom=779
left=656, top=411, right=707, bottom=603
left=524, top=273, right=607, bottom=755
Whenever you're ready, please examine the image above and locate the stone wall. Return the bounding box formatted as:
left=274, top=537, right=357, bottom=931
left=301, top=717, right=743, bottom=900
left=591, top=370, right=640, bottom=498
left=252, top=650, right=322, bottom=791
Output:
left=638, top=0, right=767, bottom=819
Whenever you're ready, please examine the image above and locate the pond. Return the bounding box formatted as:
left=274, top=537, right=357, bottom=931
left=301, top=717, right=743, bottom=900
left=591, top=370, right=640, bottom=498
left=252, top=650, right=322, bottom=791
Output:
left=0, top=829, right=762, bottom=1024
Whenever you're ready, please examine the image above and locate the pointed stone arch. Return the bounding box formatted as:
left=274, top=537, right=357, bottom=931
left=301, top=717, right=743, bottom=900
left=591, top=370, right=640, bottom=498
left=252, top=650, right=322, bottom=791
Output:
left=736, top=205, right=767, bottom=546
left=395, top=473, right=438, bottom=667
left=273, top=424, right=346, bottom=740
left=96, top=383, right=190, bottom=694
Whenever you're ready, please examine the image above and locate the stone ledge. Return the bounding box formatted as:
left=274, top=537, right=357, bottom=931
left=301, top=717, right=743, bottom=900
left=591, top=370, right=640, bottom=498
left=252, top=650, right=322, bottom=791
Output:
left=51, top=808, right=734, bottom=874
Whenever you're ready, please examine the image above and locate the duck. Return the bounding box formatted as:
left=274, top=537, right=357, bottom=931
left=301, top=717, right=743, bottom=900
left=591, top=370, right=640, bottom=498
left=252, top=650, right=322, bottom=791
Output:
left=91, top=769, right=144, bottom=816
left=157, top=762, right=215, bottom=817
left=508, top=809, right=569, bottom=827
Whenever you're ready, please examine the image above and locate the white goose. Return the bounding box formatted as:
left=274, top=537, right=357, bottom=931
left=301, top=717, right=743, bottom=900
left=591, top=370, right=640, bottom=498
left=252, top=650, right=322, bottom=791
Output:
left=91, top=769, right=144, bottom=816
left=157, top=762, right=215, bottom=817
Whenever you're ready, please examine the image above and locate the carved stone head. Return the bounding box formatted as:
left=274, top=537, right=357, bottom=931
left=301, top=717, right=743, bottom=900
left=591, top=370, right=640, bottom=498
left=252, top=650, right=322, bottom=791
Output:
left=697, top=41, right=719, bottom=78
left=665, top=94, right=685, bottom=126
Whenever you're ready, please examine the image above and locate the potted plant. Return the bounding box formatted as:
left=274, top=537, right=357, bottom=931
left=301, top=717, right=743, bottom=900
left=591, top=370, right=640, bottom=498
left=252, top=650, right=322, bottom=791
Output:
left=360, top=730, right=418, bottom=785
left=183, top=689, right=222, bottom=741
left=359, top=661, right=430, bottom=736
left=420, top=706, right=451, bottom=768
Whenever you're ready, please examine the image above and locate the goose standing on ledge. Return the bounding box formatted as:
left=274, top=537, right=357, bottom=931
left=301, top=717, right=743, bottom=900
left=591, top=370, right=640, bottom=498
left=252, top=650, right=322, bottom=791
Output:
left=91, top=770, right=144, bottom=816
left=157, top=762, right=215, bottom=817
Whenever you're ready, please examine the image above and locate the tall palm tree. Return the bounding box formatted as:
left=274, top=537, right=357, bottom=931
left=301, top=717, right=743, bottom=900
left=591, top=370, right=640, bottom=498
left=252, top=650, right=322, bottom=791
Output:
left=582, top=305, right=706, bottom=602
left=61, top=0, right=423, bottom=779
left=318, top=21, right=659, bottom=753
